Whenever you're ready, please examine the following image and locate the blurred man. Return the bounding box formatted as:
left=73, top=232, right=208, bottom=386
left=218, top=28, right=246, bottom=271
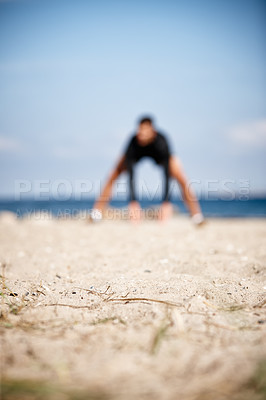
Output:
left=93, top=116, right=204, bottom=224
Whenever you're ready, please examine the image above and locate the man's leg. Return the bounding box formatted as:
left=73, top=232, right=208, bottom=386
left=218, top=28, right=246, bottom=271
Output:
left=158, top=201, right=173, bottom=221
left=128, top=200, right=142, bottom=223
left=158, top=157, right=174, bottom=221
left=125, top=157, right=142, bottom=223
left=93, top=155, right=126, bottom=213
left=169, top=156, right=203, bottom=218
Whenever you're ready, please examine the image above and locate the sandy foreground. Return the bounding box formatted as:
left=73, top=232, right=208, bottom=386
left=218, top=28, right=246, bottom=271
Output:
left=0, top=212, right=266, bottom=400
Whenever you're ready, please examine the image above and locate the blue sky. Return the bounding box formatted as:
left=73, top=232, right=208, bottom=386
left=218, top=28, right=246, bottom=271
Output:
left=0, top=0, right=265, bottom=199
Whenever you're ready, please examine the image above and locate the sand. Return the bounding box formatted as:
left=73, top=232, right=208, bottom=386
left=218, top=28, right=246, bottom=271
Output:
left=0, top=212, right=266, bottom=400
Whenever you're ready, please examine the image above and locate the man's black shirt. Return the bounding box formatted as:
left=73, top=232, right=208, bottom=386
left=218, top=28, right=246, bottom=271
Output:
left=124, top=132, right=172, bottom=202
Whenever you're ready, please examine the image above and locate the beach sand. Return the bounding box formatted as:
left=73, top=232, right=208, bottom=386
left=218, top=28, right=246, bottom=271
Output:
left=1, top=212, right=266, bottom=399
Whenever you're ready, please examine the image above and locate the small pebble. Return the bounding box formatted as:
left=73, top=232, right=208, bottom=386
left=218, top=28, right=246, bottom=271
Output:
left=72, top=291, right=77, bottom=294
left=56, top=274, right=61, bottom=279
left=209, top=248, right=217, bottom=254
left=144, top=269, right=151, bottom=273
left=258, top=320, right=266, bottom=324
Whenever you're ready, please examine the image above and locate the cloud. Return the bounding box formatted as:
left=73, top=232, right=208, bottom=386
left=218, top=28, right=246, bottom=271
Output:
left=0, top=136, right=21, bottom=153
left=227, top=119, right=266, bottom=148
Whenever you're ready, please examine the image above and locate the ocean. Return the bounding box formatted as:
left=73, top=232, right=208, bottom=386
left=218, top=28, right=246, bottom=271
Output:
left=0, top=198, right=266, bottom=218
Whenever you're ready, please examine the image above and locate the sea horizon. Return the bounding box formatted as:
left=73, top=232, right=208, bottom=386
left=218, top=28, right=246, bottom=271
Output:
left=0, top=196, right=266, bottom=218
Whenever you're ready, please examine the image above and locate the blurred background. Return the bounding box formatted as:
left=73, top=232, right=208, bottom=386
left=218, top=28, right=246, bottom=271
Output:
left=0, top=0, right=265, bottom=215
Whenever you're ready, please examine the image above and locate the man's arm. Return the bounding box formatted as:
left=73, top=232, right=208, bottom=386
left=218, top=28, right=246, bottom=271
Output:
left=93, top=154, right=126, bottom=213
left=125, top=155, right=143, bottom=223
